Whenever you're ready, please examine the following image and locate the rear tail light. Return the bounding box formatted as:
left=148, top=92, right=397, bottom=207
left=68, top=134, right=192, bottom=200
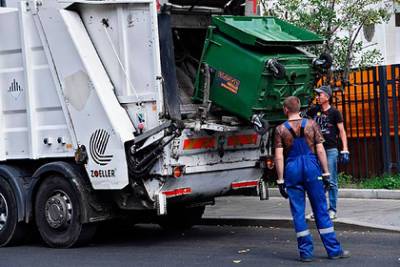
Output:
left=265, top=157, right=275, bottom=169
left=173, top=166, right=183, bottom=178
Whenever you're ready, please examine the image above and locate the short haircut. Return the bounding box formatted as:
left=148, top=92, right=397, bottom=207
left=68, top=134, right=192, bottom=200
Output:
left=283, top=96, right=301, bottom=113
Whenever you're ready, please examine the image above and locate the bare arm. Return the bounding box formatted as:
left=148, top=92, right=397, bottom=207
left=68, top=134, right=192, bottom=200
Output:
left=275, top=147, right=285, bottom=182
left=337, top=122, right=348, bottom=151
left=316, top=143, right=329, bottom=173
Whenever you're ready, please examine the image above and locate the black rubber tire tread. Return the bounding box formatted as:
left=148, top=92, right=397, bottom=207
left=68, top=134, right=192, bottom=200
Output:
left=159, top=205, right=205, bottom=231
left=35, top=175, right=96, bottom=248
left=0, top=178, right=28, bottom=247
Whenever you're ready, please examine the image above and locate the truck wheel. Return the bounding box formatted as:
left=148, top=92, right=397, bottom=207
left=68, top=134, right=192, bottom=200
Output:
left=0, top=178, right=27, bottom=247
left=35, top=176, right=96, bottom=248
left=158, top=205, right=205, bottom=231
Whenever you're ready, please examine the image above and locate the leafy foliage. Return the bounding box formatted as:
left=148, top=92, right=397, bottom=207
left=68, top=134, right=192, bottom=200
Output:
left=260, top=0, right=391, bottom=84
left=360, top=174, right=400, bottom=189
left=338, top=172, right=400, bottom=189
left=338, top=172, right=355, bottom=188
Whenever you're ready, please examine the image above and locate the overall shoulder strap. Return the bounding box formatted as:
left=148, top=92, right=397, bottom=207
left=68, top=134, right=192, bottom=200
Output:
left=300, top=119, right=307, bottom=137
left=284, top=121, right=297, bottom=139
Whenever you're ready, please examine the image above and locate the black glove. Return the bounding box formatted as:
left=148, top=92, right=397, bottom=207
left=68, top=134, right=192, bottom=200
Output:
left=339, top=151, right=350, bottom=164
left=277, top=181, right=289, bottom=199
left=322, top=173, right=331, bottom=191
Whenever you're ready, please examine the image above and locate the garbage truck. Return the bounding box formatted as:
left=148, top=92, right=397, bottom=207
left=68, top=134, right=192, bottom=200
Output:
left=0, top=0, right=328, bottom=248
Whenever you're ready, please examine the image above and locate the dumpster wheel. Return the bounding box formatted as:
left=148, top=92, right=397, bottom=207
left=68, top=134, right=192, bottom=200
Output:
left=252, top=114, right=270, bottom=135
left=267, top=59, right=286, bottom=80
left=318, top=53, right=333, bottom=69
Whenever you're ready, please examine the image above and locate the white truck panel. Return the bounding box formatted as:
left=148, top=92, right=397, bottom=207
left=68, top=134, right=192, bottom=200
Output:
left=78, top=1, right=163, bottom=131
left=0, top=1, right=140, bottom=189
left=0, top=6, right=73, bottom=159
left=58, top=9, right=135, bottom=189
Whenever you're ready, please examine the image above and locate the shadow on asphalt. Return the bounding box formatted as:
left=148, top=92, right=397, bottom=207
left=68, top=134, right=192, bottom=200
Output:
left=91, top=223, right=233, bottom=247
left=22, top=223, right=233, bottom=247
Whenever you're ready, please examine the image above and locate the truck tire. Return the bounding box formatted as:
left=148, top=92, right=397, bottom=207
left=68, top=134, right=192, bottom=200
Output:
left=35, top=175, right=96, bottom=248
left=0, top=178, right=27, bottom=247
left=158, top=205, right=205, bottom=231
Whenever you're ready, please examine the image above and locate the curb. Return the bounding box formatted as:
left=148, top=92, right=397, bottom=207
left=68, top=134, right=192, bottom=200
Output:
left=200, top=217, right=400, bottom=233
left=268, top=188, right=400, bottom=199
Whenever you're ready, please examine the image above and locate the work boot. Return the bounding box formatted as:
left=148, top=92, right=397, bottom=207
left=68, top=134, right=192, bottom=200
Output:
left=329, top=210, right=337, bottom=220
left=328, top=250, right=351, bottom=259
left=299, top=257, right=313, bottom=262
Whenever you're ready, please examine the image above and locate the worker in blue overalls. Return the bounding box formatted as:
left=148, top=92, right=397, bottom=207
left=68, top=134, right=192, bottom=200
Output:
left=274, top=96, right=350, bottom=262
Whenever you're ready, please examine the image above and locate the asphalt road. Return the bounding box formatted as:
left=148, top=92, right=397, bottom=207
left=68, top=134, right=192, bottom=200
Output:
left=0, top=224, right=399, bottom=267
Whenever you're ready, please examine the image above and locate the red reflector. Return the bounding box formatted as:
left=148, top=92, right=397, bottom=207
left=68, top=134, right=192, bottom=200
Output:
left=231, top=180, right=258, bottom=189
left=173, top=166, right=183, bottom=178
left=265, top=158, right=275, bottom=169
left=156, top=0, right=161, bottom=11
left=162, top=187, right=192, bottom=197
left=183, top=137, right=216, bottom=150
left=227, top=134, right=258, bottom=146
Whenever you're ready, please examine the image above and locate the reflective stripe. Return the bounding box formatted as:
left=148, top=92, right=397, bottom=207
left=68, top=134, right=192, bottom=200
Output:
left=227, top=134, right=258, bottom=146
left=319, top=227, right=334, bottom=234
left=183, top=137, right=215, bottom=150
left=296, top=229, right=310, bottom=238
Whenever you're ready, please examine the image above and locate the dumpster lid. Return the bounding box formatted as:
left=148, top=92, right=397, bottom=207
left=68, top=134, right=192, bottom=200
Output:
left=212, top=16, right=324, bottom=46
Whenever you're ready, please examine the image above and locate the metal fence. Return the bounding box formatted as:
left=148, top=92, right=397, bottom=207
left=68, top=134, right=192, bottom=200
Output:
left=332, top=64, right=400, bottom=179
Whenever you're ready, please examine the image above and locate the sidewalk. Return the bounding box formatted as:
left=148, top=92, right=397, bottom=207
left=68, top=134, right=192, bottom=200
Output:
left=203, top=196, right=400, bottom=232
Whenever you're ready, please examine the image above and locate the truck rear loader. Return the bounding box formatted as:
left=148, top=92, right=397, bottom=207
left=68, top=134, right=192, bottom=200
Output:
left=0, top=0, right=328, bottom=248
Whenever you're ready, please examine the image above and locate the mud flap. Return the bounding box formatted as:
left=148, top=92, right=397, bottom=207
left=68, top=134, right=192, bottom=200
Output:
left=156, top=192, right=167, bottom=216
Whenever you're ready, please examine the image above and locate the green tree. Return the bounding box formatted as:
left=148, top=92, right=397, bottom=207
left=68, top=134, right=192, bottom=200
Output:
left=260, top=0, right=391, bottom=85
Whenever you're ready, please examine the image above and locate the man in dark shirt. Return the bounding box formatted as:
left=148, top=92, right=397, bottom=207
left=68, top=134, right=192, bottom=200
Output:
left=274, top=96, right=349, bottom=262
left=307, top=85, right=349, bottom=219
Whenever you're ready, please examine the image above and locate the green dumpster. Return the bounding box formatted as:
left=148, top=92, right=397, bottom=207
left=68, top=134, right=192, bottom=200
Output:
left=194, top=16, right=325, bottom=126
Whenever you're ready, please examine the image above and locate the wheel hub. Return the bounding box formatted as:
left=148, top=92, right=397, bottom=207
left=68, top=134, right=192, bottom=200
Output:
left=0, top=193, right=8, bottom=231
left=45, top=191, right=72, bottom=229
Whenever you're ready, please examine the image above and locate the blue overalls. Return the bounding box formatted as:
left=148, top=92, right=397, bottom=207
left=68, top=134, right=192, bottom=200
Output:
left=283, top=119, right=342, bottom=260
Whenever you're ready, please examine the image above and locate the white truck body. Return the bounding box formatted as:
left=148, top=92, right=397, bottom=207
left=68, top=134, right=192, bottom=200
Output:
left=0, top=0, right=268, bottom=247
left=0, top=0, right=265, bottom=193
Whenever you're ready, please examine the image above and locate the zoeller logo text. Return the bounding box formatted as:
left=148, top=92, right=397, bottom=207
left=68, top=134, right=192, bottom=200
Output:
left=91, top=169, right=115, bottom=178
